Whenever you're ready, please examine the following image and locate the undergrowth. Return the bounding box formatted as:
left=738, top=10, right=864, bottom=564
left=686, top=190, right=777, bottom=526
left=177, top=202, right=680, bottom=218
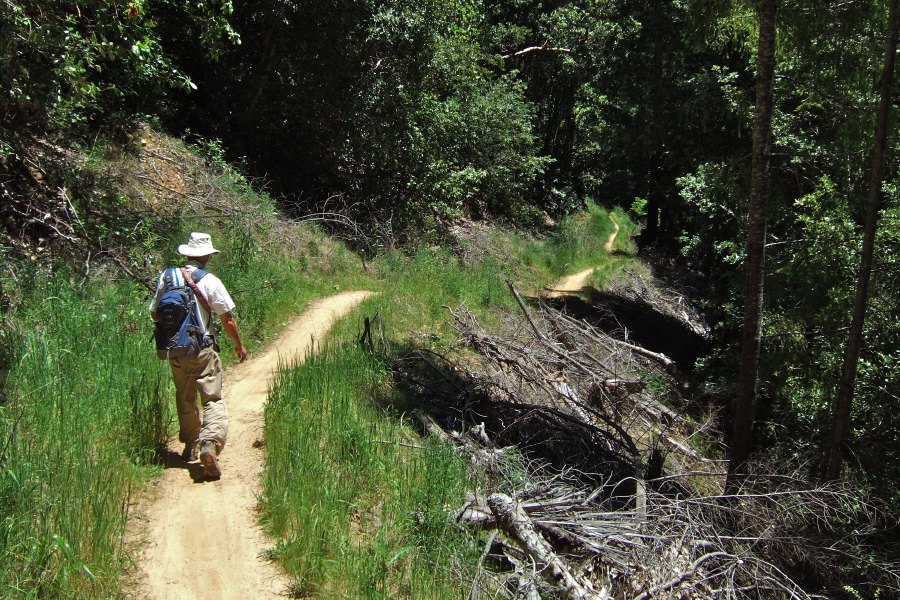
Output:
left=520, top=201, right=637, bottom=277
left=0, top=275, right=168, bottom=599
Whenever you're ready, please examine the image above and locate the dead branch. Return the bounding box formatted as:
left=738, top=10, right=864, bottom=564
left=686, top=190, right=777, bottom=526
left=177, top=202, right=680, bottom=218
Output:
left=469, top=530, right=499, bottom=600
left=632, top=551, right=732, bottom=600
left=502, top=46, right=573, bottom=59
left=507, top=279, right=543, bottom=338
left=421, top=289, right=897, bottom=599
left=488, top=493, right=608, bottom=600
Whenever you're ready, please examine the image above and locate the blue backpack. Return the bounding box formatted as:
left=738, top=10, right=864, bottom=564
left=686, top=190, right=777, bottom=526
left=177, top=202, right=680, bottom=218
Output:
left=153, top=267, right=212, bottom=360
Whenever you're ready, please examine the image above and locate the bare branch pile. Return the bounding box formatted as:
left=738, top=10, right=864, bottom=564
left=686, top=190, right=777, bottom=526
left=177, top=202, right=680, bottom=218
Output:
left=443, top=281, right=715, bottom=482
left=436, top=416, right=882, bottom=599
left=402, top=286, right=900, bottom=599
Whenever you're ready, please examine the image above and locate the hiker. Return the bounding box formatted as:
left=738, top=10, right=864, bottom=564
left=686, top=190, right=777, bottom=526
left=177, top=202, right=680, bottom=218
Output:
left=149, top=232, right=248, bottom=479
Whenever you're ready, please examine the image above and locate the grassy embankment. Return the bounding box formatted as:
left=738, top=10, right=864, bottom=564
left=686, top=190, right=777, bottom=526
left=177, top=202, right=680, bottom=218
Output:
left=0, top=132, right=639, bottom=599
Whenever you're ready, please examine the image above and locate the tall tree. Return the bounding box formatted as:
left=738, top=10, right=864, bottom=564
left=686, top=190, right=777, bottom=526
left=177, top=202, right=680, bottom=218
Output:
left=820, top=0, right=899, bottom=482
left=727, top=0, right=778, bottom=484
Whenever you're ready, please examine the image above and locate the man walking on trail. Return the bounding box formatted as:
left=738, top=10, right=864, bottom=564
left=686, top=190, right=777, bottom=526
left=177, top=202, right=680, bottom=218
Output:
left=150, top=232, right=248, bottom=479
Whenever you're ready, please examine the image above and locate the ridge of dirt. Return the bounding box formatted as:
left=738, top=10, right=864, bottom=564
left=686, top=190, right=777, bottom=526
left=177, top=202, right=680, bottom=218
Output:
left=126, top=290, right=374, bottom=600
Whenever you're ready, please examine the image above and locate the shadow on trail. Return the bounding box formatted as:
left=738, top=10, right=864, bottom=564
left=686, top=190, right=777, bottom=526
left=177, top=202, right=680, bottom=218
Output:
left=157, top=448, right=212, bottom=483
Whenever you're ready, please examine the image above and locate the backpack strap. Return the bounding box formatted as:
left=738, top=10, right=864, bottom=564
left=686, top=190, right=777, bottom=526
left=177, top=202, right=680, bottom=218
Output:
left=162, top=267, right=178, bottom=289
left=181, top=267, right=212, bottom=315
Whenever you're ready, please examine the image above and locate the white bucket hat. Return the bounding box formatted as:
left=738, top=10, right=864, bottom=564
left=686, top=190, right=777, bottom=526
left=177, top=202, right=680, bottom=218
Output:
left=178, top=232, right=220, bottom=257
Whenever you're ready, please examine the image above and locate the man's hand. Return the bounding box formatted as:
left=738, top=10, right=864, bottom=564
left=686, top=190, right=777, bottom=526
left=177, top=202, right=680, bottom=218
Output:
left=235, top=345, right=248, bottom=363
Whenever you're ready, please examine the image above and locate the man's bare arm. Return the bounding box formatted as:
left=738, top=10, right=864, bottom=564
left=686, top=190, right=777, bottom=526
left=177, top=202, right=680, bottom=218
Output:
left=219, top=311, right=248, bottom=362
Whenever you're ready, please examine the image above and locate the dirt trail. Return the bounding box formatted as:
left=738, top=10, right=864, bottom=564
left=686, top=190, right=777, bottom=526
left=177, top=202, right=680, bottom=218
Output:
left=546, top=213, right=619, bottom=296
left=604, top=214, right=620, bottom=253
left=128, top=290, right=374, bottom=600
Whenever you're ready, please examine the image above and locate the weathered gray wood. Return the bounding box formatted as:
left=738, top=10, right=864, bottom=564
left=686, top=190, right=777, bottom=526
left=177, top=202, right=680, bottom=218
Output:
left=488, top=493, right=609, bottom=600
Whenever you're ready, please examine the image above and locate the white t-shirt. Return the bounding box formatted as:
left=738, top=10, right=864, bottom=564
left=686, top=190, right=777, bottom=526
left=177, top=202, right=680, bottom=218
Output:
left=149, top=261, right=236, bottom=334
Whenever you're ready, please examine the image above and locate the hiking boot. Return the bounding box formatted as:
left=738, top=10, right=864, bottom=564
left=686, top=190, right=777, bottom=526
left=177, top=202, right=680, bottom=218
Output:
left=199, top=441, right=221, bottom=479
left=181, top=442, right=199, bottom=462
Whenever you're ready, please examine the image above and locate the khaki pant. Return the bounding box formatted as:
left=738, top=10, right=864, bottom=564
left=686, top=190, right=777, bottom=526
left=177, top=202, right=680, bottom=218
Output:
left=169, top=346, right=228, bottom=453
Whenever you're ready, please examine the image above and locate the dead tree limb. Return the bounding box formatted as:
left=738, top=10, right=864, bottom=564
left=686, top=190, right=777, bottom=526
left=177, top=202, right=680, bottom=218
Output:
left=506, top=279, right=543, bottom=339
left=614, top=339, right=684, bottom=383
left=503, top=46, right=573, bottom=59
left=488, top=493, right=609, bottom=600
left=631, top=551, right=731, bottom=600
left=469, top=530, right=499, bottom=600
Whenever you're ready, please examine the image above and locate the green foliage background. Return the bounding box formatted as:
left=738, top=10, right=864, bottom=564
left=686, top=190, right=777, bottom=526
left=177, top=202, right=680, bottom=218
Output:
left=2, top=0, right=900, bottom=595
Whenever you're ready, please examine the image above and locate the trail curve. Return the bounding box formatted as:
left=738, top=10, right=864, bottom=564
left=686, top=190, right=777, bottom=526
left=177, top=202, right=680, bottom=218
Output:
left=604, top=213, right=620, bottom=253
left=545, top=213, right=619, bottom=297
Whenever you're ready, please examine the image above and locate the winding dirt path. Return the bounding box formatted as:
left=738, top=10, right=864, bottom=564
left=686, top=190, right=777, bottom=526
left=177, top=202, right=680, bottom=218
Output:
left=545, top=267, right=599, bottom=297
left=604, top=213, right=620, bottom=253
left=545, top=213, right=619, bottom=296
left=127, top=290, right=374, bottom=600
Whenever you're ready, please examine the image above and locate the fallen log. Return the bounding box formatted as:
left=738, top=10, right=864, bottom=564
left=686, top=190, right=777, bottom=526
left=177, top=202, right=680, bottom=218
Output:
left=615, top=339, right=684, bottom=384
left=488, top=493, right=609, bottom=600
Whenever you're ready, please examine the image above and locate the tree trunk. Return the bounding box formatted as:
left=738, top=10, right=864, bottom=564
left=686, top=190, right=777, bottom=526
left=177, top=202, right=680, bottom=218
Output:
left=820, top=0, right=899, bottom=482
left=641, top=41, right=664, bottom=247
left=727, top=0, right=778, bottom=486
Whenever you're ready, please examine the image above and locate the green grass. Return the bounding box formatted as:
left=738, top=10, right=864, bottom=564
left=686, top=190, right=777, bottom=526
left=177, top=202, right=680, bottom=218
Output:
left=0, top=203, right=636, bottom=599
left=0, top=275, right=170, bottom=599
left=369, top=245, right=518, bottom=336
left=255, top=207, right=641, bottom=598
left=262, top=342, right=479, bottom=599
left=519, top=201, right=636, bottom=277
left=0, top=222, right=369, bottom=598
left=0, top=137, right=371, bottom=599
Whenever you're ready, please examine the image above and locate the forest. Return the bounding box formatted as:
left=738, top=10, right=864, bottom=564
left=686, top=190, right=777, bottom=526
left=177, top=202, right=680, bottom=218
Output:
left=1, top=0, right=899, bottom=598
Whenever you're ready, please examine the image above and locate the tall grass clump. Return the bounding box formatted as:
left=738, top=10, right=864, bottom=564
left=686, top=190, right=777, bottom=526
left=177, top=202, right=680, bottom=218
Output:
left=374, top=245, right=517, bottom=329
left=262, top=342, right=478, bottom=599
left=0, top=271, right=171, bottom=599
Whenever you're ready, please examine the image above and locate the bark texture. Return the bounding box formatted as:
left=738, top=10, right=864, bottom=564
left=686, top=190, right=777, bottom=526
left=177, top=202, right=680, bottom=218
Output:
left=728, top=0, right=778, bottom=483
left=820, top=0, right=899, bottom=481
left=488, top=493, right=607, bottom=600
